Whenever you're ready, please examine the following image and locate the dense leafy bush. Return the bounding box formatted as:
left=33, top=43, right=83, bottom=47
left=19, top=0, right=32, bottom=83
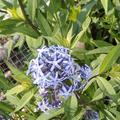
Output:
left=0, top=0, right=120, bottom=120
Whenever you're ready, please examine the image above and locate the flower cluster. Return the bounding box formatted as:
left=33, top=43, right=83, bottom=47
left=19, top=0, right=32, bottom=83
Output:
left=27, top=45, right=92, bottom=112
left=84, top=110, right=99, bottom=120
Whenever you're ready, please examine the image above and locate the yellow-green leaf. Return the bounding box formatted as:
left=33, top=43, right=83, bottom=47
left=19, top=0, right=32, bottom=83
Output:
left=99, top=44, right=120, bottom=73
left=15, top=88, right=36, bottom=112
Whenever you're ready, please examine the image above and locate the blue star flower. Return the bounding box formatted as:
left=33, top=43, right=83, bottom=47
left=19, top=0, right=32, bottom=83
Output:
left=27, top=45, right=93, bottom=112
left=80, top=64, right=92, bottom=80
left=85, top=110, right=99, bottom=120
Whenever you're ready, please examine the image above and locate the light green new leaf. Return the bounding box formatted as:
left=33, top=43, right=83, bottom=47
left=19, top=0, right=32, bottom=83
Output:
left=96, top=77, right=116, bottom=96
left=15, top=88, right=36, bottom=112
left=5, top=85, right=26, bottom=96
left=99, top=44, right=120, bottom=73
left=36, top=108, right=64, bottom=120
left=6, top=95, right=20, bottom=105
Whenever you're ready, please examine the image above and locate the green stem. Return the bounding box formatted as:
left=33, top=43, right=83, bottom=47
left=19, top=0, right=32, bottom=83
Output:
left=18, top=0, right=48, bottom=45
left=0, top=9, right=7, bottom=13
left=18, top=0, right=40, bottom=36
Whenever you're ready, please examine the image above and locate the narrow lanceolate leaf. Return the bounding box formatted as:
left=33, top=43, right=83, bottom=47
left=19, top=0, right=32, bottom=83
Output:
left=6, top=95, right=20, bottom=106
left=27, top=0, right=37, bottom=22
left=5, top=61, right=32, bottom=85
left=7, top=39, right=13, bottom=58
left=92, top=88, right=104, bottom=101
left=104, top=109, right=116, bottom=120
left=86, top=46, right=113, bottom=55
left=100, top=0, right=113, bottom=14
left=36, top=108, right=64, bottom=120
left=82, top=78, right=96, bottom=93
left=5, top=85, right=26, bottom=96
left=71, top=16, right=91, bottom=48
left=72, top=109, right=85, bottom=120
left=0, top=102, right=13, bottom=113
left=76, top=0, right=97, bottom=26
left=64, top=94, right=78, bottom=119
left=15, top=88, right=36, bottom=112
left=99, top=44, right=120, bottom=73
left=100, top=0, right=108, bottom=14
left=0, top=70, right=12, bottom=90
left=37, top=10, right=52, bottom=36
left=96, top=77, right=116, bottom=96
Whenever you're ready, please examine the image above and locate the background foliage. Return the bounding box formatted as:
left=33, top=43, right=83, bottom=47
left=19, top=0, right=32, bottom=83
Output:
left=0, top=0, right=120, bottom=119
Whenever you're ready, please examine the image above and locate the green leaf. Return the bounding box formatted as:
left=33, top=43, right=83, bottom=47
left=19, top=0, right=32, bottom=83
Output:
left=0, top=19, right=21, bottom=29
left=1, top=0, right=13, bottom=8
left=0, top=70, right=12, bottom=90
left=99, top=44, right=120, bottom=73
left=36, top=10, right=52, bottom=36
left=14, top=23, right=40, bottom=38
left=92, top=40, right=112, bottom=47
left=71, top=16, right=91, bottom=48
left=78, top=0, right=97, bottom=24
left=0, top=102, right=13, bottom=113
left=14, top=35, right=25, bottom=49
left=82, top=78, right=96, bottom=93
left=100, top=0, right=113, bottom=14
left=7, top=39, right=13, bottom=58
left=73, top=0, right=97, bottom=33
left=64, top=94, right=78, bottom=119
left=27, top=0, right=37, bottom=22
left=36, top=108, right=64, bottom=120
left=6, top=95, right=20, bottom=105
left=86, top=46, right=113, bottom=55
left=5, top=61, right=32, bottom=85
left=15, top=88, right=36, bottom=112
left=104, top=109, right=116, bottom=120
left=92, top=88, right=104, bottom=101
left=109, top=64, right=120, bottom=79
left=5, top=85, right=26, bottom=96
left=96, top=77, right=116, bottom=96
left=71, top=109, right=85, bottom=120
left=0, top=20, right=39, bottom=38
left=26, top=36, right=43, bottom=50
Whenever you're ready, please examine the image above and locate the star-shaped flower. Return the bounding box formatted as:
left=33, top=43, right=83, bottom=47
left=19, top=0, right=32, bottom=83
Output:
left=46, top=53, right=63, bottom=71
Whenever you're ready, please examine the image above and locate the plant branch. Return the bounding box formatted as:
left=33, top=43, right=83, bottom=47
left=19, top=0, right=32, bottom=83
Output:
left=18, top=0, right=40, bottom=36
left=18, top=0, right=48, bottom=45
left=0, top=9, right=7, bottom=14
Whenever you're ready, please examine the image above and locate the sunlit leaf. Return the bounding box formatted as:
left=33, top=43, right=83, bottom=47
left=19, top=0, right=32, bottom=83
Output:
left=99, top=44, right=120, bottom=73
left=15, top=88, right=36, bottom=112
left=36, top=108, right=64, bottom=120
left=96, top=77, right=116, bottom=96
